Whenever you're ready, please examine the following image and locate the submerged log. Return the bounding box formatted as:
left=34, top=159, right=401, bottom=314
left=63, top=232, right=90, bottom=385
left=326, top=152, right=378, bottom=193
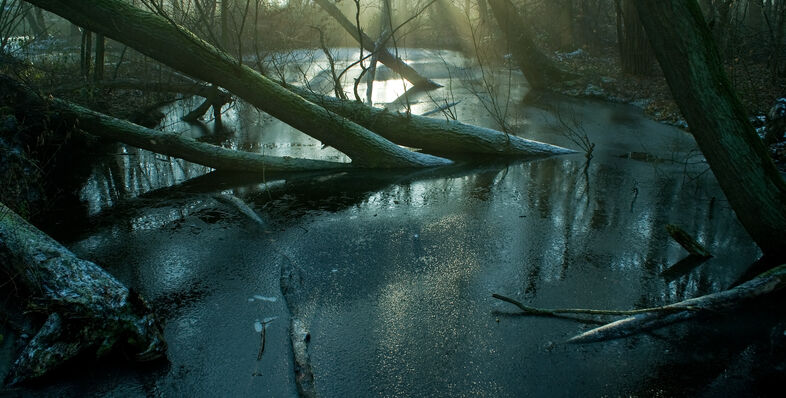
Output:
left=279, top=254, right=316, bottom=398
left=0, top=202, right=166, bottom=385
left=287, top=85, right=575, bottom=157
left=666, top=224, right=712, bottom=258
left=0, top=75, right=348, bottom=173
left=27, top=0, right=451, bottom=168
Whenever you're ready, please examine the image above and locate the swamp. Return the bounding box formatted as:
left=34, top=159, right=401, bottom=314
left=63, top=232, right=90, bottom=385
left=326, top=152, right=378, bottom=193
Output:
left=1, top=0, right=786, bottom=397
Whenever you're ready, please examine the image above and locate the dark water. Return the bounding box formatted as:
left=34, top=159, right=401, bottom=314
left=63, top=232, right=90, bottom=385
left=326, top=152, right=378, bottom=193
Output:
left=2, top=49, right=782, bottom=397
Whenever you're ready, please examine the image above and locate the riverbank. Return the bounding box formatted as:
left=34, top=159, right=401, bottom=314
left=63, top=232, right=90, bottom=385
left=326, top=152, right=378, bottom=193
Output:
left=551, top=47, right=786, bottom=169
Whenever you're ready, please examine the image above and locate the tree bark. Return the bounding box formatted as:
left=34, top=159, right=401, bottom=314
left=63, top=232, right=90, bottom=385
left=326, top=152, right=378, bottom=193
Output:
left=80, top=29, right=91, bottom=78
left=26, top=0, right=450, bottom=169
left=617, top=0, right=653, bottom=75
left=287, top=84, right=575, bottom=157
left=0, top=75, right=348, bottom=173
left=634, top=0, right=786, bottom=260
left=93, top=33, right=105, bottom=82
left=312, top=0, right=441, bottom=89
left=0, top=202, right=166, bottom=385
left=487, top=0, right=577, bottom=90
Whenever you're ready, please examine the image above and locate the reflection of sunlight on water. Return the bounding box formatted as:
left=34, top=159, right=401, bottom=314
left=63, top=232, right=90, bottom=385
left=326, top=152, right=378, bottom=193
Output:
left=373, top=214, right=480, bottom=391
left=157, top=255, right=192, bottom=287
left=369, top=79, right=414, bottom=105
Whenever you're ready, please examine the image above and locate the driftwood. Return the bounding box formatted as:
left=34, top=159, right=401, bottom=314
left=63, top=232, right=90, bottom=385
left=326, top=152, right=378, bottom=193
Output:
left=493, top=263, right=786, bottom=344
left=0, top=202, right=166, bottom=385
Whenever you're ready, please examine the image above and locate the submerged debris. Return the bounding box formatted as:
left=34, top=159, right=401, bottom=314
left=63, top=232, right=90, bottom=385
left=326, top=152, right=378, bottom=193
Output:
left=279, top=253, right=317, bottom=398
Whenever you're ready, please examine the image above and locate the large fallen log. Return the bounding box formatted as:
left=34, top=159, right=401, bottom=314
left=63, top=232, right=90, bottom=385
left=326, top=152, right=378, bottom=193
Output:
left=287, top=84, right=576, bottom=157
left=0, top=202, right=167, bottom=385
left=0, top=75, right=349, bottom=173
left=26, top=0, right=450, bottom=169
left=313, top=0, right=441, bottom=89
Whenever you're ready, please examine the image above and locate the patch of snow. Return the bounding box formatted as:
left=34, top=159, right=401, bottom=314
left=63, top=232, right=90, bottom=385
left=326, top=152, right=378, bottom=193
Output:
left=555, top=49, right=584, bottom=61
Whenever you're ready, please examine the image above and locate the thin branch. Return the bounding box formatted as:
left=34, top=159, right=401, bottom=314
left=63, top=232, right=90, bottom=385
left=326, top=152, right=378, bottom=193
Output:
left=492, top=294, right=701, bottom=317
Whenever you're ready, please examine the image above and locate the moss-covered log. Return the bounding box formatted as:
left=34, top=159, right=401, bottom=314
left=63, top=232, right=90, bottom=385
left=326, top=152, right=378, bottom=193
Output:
left=0, top=202, right=166, bottom=385
left=287, top=85, right=575, bottom=157
left=26, top=0, right=450, bottom=168
left=0, top=75, right=348, bottom=173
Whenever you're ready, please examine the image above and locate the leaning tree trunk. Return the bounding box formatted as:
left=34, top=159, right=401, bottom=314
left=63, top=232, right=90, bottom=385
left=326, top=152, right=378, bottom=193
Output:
left=312, top=0, right=441, bottom=89
left=0, top=75, right=348, bottom=173
left=0, top=202, right=166, bottom=385
left=634, top=0, right=786, bottom=260
left=26, top=0, right=450, bottom=169
left=487, top=0, right=577, bottom=89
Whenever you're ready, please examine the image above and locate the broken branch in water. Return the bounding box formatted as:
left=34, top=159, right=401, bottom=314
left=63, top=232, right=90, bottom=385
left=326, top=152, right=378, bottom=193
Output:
left=493, top=263, right=786, bottom=344
left=492, top=294, right=699, bottom=316
left=666, top=224, right=712, bottom=258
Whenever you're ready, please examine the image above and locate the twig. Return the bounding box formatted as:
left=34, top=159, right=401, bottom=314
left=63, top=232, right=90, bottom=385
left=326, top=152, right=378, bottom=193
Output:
left=256, top=322, right=266, bottom=360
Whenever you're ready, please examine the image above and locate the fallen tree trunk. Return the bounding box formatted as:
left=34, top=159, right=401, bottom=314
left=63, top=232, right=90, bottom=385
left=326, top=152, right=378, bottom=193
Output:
left=27, top=0, right=450, bottom=169
left=493, top=264, right=786, bottom=344
left=0, top=75, right=348, bottom=173
left=313, top=0, right=441, bottom=89
left=487, top=0, right=577, bottom=90
left=568, top=264, right=786, bottom=343
left=0, top=202, right=167, bottom=385
left=287, top=84, right=575, bottom=157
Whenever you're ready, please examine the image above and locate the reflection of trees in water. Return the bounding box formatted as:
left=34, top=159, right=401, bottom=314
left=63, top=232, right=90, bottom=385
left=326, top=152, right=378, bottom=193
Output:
left=80, top=144, right=211, bottom=215
left=514, top=155, right=757, bottom=307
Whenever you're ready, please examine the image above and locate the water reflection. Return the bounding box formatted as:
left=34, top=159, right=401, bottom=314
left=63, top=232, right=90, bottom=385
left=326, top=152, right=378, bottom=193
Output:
left=63, top=48, right=769, bottom=397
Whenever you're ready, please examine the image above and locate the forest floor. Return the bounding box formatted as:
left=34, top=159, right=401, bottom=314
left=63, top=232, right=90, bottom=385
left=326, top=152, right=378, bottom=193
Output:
left=550, top=47, right=786, bottom=169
